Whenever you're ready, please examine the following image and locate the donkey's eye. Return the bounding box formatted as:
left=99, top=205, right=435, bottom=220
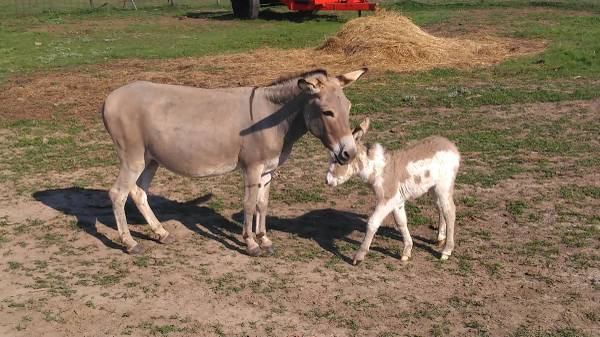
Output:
left=323, top=111, right=335, bottom=117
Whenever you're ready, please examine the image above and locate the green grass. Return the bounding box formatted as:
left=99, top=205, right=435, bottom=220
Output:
left=0, top=118, right=115, bottom=184
left=348, top=5, right=600, bottom=112
left=7, top=261, right=23, bottom=270
left=0, top=4, right=345, bottom=81
left=506, top=200, right=528, bottom=217
left=560, top=185, right=600, bottom=200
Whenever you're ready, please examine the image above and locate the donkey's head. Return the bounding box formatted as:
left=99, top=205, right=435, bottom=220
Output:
left=326, top=117, right=371, bottom=187
left=298, top=68, right=367, bottom=165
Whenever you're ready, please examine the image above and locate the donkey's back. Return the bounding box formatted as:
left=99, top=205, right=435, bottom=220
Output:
left=102, top=81, right=253, bottom=177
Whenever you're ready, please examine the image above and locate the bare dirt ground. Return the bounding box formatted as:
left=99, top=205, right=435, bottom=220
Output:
left=1, top=87, right=599, bottom=336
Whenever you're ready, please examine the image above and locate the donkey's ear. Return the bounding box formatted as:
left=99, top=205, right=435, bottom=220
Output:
left=336, top=68, right=368, bottom=88
left=352, top=117, right=370, bottom=141
left=298, top=78, right=321, bottom=94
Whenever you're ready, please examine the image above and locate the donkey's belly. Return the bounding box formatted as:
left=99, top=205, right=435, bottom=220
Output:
left=149, top=147, right=239, bottom=178
left=145, top=129, right=241, bottom=178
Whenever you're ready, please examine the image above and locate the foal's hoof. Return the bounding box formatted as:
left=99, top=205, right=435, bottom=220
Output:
left=127, top=244, right=144, bottom=255
left=352, top=251, right=366, bottom=266
left=246, top=246, right=261, bottom=257
left=440, top=253, right=450, bottom=261
left=159, top=232, right=177, bottom=244
left=400, top=255, right=410, bottom=262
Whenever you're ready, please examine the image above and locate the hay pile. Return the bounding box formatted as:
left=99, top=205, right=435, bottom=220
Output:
left=317, top=10, right=525, bottom=71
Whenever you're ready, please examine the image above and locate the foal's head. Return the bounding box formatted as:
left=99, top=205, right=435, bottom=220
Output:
left=326, top=118, right=372, bottom=187
left=298, top=69, right=367, bottom=165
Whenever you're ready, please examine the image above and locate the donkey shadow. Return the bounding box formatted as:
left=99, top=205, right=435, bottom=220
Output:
left=32, top=187, right=247, bottom=254
left=33, top=187, right=439, bottom=262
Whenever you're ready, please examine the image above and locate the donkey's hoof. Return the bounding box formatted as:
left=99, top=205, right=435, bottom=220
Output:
left=127, top=244, right=144, bottom=255
left=262, top=245, right=275, bottom=255
left=247, top=246, right=261, bottom=257
left=436, top=239, right=446, bottom=248
left=159, top=232, right=177, bottom=244
left=401, top=255, right=410, bottom=262
left=440, top=253, right=450, bottom=261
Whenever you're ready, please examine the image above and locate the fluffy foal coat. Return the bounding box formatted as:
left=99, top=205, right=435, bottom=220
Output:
left=326, top=118, right=461, bottom=264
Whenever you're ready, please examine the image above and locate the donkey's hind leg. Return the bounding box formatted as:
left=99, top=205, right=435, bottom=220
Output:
left=109, top=161, right=147, bottom=254
left=129, top=160, right=174, bottom=244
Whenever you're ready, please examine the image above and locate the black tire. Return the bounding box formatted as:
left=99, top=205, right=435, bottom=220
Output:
left=232, top=0, right=259, bottom=19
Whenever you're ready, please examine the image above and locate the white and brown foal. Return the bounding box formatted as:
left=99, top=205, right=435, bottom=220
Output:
left=326, top=118, right=461, bottom=264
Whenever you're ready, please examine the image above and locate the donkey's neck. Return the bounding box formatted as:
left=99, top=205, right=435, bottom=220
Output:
left=277, top=93, right=309, bottom=152
left=261, top=80, right=307, bottom=136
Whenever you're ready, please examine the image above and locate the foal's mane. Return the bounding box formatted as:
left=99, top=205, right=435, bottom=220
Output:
left=267, top=69, right=328, bottom=86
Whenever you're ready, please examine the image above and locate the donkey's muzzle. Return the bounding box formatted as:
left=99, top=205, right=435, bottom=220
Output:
left=336, top=147, right=356, bottom=165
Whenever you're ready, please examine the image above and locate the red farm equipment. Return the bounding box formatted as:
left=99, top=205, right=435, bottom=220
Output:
left=231, top=0, right=377, bottom=19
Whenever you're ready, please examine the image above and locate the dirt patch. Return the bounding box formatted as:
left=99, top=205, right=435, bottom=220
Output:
left=27, top=15, right=222, bottom=33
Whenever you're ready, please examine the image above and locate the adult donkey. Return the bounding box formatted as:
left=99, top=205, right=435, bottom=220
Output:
left=102, top=68, right=366, bottom=255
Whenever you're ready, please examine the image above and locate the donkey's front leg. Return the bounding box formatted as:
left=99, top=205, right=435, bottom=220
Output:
left=255, top=173, right=274, bottom=254
left=243, top=166, right=263, bottom=256
left=353, top=203, right=393, bottom=265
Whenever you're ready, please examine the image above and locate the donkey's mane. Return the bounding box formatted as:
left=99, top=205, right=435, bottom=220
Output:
left=262, top=69, right=328, bottom=105
left=267, top=69, right=328, bottom=86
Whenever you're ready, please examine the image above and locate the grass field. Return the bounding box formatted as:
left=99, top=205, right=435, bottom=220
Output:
left=0, top=1, right=599, bottom=336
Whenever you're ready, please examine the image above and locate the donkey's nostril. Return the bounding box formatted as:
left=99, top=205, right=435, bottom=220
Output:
left=342, top=150, right=350, bottom=160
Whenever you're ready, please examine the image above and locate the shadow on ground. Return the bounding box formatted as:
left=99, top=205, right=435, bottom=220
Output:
left=33, top=187, right=439, bottom=262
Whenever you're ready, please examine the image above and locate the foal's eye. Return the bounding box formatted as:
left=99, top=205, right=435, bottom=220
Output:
left=323, top=111, right=335, bottom=117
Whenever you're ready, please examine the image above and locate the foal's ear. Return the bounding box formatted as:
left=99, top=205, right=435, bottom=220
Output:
left=298, top=77, right=321, bottom=94
left=336, top=68, right=368, bottom=88
left=352, top=117, right=370, bottom=141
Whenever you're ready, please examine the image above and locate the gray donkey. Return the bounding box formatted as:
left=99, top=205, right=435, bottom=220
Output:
left=102, top=68, right=367, bottom=255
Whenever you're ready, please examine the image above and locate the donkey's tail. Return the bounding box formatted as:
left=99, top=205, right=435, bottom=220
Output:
left=100, top=101, right=109, bottom=133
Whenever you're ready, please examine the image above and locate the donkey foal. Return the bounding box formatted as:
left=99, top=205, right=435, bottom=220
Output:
left=326, top=118, right=461, bottom=264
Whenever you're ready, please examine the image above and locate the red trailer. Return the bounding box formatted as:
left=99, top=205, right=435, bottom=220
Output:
left=231, top=0, right=377, bottom=19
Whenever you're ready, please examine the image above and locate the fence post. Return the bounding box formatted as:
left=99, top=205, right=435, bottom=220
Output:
left=89, top=0, right=94, bottom=8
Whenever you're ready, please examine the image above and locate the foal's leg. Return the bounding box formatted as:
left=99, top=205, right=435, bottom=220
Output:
left=434, top=192, right=448, bottom=248
left=243, top=166, right=263, bottom=256
left=109, top=160, right=146, bottom=254
left=353, top=202, right=394, bottom=265
left=255, top=173, right=274, bottom=254
left=392, top=204, right=412, bottom=262
left=129, top=161, right=174, bottom=244
left=436, top=186, right=456, bottom=261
